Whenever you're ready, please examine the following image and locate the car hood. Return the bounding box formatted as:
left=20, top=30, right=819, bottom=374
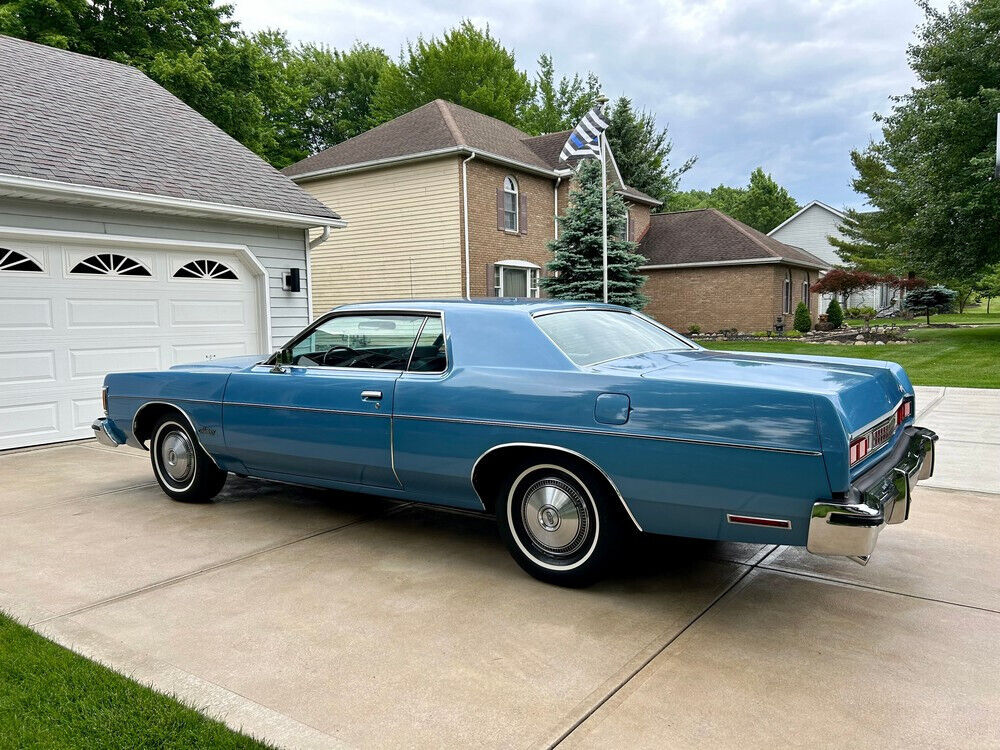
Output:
left=170, top=354, right=264, bottom=372
left=608, top=349, right=906, bottom=433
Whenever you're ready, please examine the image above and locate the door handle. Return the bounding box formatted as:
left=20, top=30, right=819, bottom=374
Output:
left=361, top=390, right=383, bottom=401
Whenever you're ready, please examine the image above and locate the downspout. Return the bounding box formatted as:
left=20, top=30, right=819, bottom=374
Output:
left=306, top=225, right=331, bottom=322
left=462, top=152, right=476, bottom=299
left=308, top=225, right=331, bottom=249
left=553, top=176, right=562, bottom=240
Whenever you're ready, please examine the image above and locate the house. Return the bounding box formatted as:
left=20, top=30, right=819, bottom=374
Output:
left=282, top=99, right=661, bottom=315
left=638, top=209, right=828, bottom=333
left=768, top=200, right=892, bottom=312
left=0, top=35, right=343, bottom=450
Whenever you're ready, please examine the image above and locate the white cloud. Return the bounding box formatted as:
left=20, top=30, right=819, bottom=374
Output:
left=233, top=0, right=938, bottom=209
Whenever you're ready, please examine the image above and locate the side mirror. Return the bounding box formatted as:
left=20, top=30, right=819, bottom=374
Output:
left=270, top=348, right=292, bottom=372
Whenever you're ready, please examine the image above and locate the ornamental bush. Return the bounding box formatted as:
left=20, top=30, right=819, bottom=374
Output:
left=793, top=301, right=812, bottom=332
left=826, top=298, right=844, bottom=329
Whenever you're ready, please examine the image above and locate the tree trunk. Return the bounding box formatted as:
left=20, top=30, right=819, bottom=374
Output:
left=989, top=297, right=992, bottom=314
left=926, top=308, right=931, bottom=324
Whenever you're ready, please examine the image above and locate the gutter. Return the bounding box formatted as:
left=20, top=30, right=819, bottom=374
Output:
left=461, top=152, right=476, bottom=299
left=0, top=173, right=346, bottom=229
left=639, top=257, right=830, bottom=271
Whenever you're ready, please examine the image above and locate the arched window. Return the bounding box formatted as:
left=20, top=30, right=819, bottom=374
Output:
left=782, top=270, right=792, bottom=314
left=0, top=248, right=42, bottom=272
left=71, top=253, right=151, bottom=276
left=802, top=273, right=810, bottom=306
left=174, top=259, right=238, bottom=280
left=502, top=176, right=519, bottom=232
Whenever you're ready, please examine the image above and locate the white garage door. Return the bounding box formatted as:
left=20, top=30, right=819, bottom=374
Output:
left=0, top=237, right=265, bottom=450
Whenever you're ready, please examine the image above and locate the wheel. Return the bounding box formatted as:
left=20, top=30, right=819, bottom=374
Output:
left=495, top=458, right=624, bottom=587
left=150, top=415, right=227, bottom=503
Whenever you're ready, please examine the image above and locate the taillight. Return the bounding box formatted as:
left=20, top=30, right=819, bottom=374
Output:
left=849, top=436, right=870, bottom=465
left=896, top=399, right=912, bottom=425
left=101, top=386, right=108, bottom=415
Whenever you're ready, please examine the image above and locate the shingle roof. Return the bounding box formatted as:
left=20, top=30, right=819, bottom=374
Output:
left=282, top=100, right=662, bottom=205
left=0, top=35, right=338, bottom=221
left=638, top=209, right=830, bottom=269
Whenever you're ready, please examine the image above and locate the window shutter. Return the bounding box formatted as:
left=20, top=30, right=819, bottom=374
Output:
left=627, top=211, right=634, bottom=242
left=519, top=193, right=528, bottom=235
left=487, top=263, right=496, bottom=296
left=496, top=188, right=504, bottom=231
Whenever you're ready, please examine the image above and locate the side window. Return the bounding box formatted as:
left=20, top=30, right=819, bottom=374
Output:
left=287, top=314, right=424, bottom=370
left=502, top=176, right=518, bottom=232
left=408, top=317, right=447, bottom=373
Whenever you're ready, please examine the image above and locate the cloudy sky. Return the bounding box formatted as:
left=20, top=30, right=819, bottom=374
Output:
left=232, top=0, right=937, bottom=209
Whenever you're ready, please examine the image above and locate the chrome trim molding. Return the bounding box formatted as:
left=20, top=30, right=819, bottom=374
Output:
left=850, top=397, right=906, bottom=440
left=130, top=400, right=222, bottom=469
left=726, top=513, right=792, bottom=529
left=471, top=442, right=643, bottom=531
left=229, top=401, right=390, bottom=418
left=396, top=414, right=822, bottom=456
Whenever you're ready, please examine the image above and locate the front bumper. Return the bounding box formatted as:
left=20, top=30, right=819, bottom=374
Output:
left=92, top=417, right=126, bottom=448
left=808, top=426, right=937, bottom=563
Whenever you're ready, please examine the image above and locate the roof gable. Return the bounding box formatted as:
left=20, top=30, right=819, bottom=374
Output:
left=638, top=209, right=829, bottom=269
left=0, top=34, right=337, bottom=222
left=767, top=200, right=845, bottom=235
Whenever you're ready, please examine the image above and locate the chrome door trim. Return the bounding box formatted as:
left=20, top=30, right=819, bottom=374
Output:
left=395, top=413, right=822, bottom=456
left=225, top=401, right=390, bottom=418
left=471, top=441, right=642, bottom=531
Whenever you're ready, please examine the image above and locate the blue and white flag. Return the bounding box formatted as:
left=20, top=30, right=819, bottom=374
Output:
left=559, top=105, right=608, bottom=161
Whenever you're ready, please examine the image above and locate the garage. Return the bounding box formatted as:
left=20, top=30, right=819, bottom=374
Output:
left=0, top=35, right=344, bottom=451
left=0, top=235, right=270, bottom=449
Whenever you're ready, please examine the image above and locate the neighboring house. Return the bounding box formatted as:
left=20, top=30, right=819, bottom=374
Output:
left=638, top=209, right=828, bottom=333
left=0, top=35, right=343, bottom=450
left=768, top=200, right=893, bottom=312
left=282, top=99, right=661, bottom=316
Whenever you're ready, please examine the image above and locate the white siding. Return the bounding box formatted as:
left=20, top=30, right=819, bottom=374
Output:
left=0, top=198, right=310, bottom=347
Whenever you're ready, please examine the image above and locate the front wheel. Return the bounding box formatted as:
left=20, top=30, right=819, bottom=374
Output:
left=496, top=459, right=623, bottom=587
left=150, top=415, right=227, bottom=502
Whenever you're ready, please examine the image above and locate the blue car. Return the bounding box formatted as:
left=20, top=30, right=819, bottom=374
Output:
left=94, top=299, right=937, bottom=586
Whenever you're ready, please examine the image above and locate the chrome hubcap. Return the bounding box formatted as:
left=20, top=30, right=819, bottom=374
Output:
left=160, top=429, right=194, bottom=483
left=521, top=478, right=589, bottom=556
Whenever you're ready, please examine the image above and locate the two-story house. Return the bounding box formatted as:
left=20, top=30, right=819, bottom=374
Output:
left=282, top=99, right=661, bottom=316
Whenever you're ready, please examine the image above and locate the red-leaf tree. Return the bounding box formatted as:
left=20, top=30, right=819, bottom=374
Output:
left=810, top=269, right=883, bottom=300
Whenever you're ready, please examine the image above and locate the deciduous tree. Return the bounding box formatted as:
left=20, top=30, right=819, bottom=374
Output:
left=521, top=54, right=601, bottom=135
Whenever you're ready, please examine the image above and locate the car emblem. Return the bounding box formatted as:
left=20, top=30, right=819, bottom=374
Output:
left=898, top=383, right=904, bottom=393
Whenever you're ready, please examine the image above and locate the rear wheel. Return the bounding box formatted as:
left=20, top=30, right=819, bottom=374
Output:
left=150, top=415, right=227, bottom=503
left=495, top=459, right=623, bottom=587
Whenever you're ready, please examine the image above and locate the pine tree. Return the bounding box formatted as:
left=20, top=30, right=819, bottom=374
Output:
left=542, top=159, right=649, bottom=309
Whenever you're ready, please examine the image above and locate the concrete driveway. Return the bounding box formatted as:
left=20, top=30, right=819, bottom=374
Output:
left=1, top=386, right=998, bottom=749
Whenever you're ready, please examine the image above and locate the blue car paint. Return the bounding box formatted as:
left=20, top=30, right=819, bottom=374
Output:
left=102, top=299, right=916, bottom=548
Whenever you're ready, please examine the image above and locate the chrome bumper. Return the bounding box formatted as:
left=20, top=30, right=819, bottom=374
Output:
left=808, top=426, right=937, bottom=564
left=92, top=417, right=125, bottom=448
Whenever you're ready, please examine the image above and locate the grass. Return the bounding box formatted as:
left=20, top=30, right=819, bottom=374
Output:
left=0, top=612, right=271, bottom=749
left=844, top=303, right=1000, bottom=326
left=700, top=325, right=1000, bottom=388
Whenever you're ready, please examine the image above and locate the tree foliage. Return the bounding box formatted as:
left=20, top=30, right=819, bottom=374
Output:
left=973, top=264, right=1000, bottom=312
left=372, top=21, right=532, bottom=126
left=604, top=96, right=694, bottom=206
left=905, top=285, right=958, bottom=323
left=542, top=159, right=648, bottom=308
left=810, top=268, right=883, bottom=299
left=825, top=298, right=845, bottom=329
left=666, top=168, right=798, bottom=233
left=793, top=302, right=812, bottom=332
left=520, top=53, right=601, bottom=135
left=847, top=0, right=1000, bottom=281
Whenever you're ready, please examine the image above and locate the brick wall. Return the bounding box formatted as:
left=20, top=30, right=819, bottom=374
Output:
left=641, top=263, right=820, bottom=334
left=461, top=159, right=558, bottom=297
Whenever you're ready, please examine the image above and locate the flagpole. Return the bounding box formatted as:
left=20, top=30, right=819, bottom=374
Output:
left=600, top=130, right=608, bottom=303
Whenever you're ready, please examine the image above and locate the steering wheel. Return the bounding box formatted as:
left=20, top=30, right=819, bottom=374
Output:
left=321, top=344, right=357, bottom=366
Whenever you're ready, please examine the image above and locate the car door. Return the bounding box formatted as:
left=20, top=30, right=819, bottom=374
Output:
left=222, top=313, right=427, bottom=488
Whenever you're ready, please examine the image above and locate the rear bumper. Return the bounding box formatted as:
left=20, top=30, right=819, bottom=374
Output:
left=807, top=426, right=937, bottom=563
left=92, top=417, right=126, bottom=448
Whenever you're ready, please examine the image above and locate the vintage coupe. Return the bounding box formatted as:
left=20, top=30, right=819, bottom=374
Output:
left=94, top=300, right=937, bottom=586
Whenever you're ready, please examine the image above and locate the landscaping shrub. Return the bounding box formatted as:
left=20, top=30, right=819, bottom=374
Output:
left=688, top=324, right=701, bottom=335
left=793, top=302, right=812, bottom=332
left=825, top=299, right=844, bottom=329
left=752, top=331, right=768, bottom=338
left=786, top=329, right=803, bottom=338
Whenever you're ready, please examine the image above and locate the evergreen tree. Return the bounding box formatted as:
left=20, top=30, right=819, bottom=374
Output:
left=793, top=302, right=812, bottom=332
left=825, top=298, right=845, bottom=329
left=542, top=159, right=648, bottom=309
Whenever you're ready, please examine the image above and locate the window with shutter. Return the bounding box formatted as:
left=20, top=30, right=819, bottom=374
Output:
left=518, top=193, right=527, bottom=235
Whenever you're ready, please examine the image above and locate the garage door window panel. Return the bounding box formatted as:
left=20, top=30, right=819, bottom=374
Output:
left=71, top=253, right=151, bottom=277
left=0, top=248, right=43, bottom=273
left=174, top=259, right=238, bottom=280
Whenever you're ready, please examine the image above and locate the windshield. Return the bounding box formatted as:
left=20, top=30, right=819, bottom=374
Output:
left=534, top=310, right=691, bottom=366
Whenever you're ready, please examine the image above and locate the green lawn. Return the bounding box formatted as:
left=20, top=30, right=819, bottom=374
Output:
left=701, top=325, right=1000, bottom=388
left=844, top=303, right=1000, bottom=326
left=0, top=612, right=271, bottom=749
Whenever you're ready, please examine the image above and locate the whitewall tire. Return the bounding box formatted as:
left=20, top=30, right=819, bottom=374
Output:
left=150, top=415, right=227, bottom=503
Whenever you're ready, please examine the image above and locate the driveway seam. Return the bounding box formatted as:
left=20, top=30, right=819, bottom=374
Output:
left=546, top=562, right=757, bottom=749
left=0, top=481, right=157, bottom=518
left=755, top=564, right=1000, bottom=615
left=33, top=502, right=413, bottom=626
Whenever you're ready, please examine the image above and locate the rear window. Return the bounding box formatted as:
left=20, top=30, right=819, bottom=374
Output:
left=535, top=310, right=690, bottom=366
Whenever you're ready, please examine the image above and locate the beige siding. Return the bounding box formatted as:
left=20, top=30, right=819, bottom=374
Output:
left=302, top=159, right=463, bottom=316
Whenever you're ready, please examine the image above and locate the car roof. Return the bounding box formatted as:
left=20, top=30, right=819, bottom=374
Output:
left=327, top=298, right=634, bottom=316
